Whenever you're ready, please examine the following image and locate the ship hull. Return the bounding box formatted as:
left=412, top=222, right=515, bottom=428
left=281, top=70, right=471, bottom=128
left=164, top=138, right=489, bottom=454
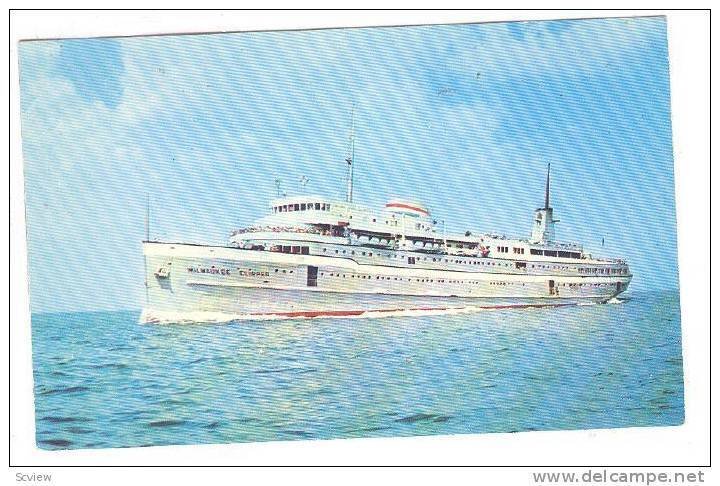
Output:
left=142, top=242, right=631, bottom=323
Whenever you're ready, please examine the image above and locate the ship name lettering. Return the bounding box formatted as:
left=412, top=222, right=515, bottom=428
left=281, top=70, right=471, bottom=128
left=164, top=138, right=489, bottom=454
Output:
left=187, top=266, right=232, bottom=275
left=239, top=269, right=270, bottom=277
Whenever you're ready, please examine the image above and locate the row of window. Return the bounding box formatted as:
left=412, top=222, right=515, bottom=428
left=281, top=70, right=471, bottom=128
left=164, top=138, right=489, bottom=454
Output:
left=263, top=244, right=622, bottom=276
left=273, top=203, right=331, bottom=213
left=318, top=246, right=592, bottom=272
left=312, top=272, right=616, bottom=288
left=562, top=282, right=613, bottom=287
left=579, top=267, right=627, bottom=275
left=529, top=249, right=582, bottom=259
left=322, top=244, right=579, bottom=262
left=318, top=246, right=618, bottom=274
left=497, top=247, right=580, bottom=258
left=322, top=247, right=518, bottom=267
left=318, top=273, right=511, bottom=285
left=561, top=282, right=615, bottom=287
left=323, top=248, right=374, bottom=257
left=271, top=245, right=310, bottom=255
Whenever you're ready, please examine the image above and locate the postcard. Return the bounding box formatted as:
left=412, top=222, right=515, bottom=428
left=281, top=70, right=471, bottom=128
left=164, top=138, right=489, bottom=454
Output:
left=18, top=16, right=683, bottom=451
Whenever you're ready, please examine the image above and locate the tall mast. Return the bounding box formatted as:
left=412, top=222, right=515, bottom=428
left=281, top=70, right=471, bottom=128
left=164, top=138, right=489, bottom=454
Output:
left=144, top=193, right=150, bottom=304
left=346, top=104, right=355, bottom=203
left=531, top=163, right=556, bottom=243
left=145, top=193, right=150, bottom=241
left=442, top=219, right=448, bottom=253
left=544, top=163, right=551, bottom=209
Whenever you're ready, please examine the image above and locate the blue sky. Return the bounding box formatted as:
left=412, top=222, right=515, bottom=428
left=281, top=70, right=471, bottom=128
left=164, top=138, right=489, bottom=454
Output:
left=19, top=16, right=678, bottom=313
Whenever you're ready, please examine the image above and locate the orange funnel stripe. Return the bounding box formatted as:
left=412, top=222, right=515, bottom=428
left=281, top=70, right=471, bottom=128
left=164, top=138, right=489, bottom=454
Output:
left=385, top=202, right=429, bottom=216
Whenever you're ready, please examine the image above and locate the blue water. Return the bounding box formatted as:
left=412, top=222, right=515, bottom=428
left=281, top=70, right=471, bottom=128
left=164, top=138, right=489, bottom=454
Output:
left=31, top=291, right=683, bottom=450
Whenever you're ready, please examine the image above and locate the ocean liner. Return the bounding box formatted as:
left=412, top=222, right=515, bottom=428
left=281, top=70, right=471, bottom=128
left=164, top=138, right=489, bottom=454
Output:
left=141, top=123, right=631, bottom=322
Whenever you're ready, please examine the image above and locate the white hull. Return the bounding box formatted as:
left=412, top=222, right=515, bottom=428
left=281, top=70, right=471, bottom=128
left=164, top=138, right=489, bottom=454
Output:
left=142, top=242, right=631, bottom=322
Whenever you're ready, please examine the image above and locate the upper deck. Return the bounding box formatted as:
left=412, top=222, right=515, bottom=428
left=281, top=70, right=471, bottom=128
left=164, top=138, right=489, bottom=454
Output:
left=226, top=158, right=630, bottom=271
left=256, top=195, right=436, bottom=238
left=228, top=194, right=625, bottom=268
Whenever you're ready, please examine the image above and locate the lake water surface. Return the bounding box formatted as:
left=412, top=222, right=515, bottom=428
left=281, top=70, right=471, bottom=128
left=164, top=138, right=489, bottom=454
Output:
left=31, top=291, right=683, bottom=450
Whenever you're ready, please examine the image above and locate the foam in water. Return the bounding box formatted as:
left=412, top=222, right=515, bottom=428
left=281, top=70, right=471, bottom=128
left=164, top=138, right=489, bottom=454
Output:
left=140, top=307, right=489, bottom=324
left=139, top=301, right=599, bottom=325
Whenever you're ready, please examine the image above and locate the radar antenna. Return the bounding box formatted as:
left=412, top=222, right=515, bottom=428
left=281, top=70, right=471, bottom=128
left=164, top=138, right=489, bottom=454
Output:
left=275, top=178, right=285, bottom=197
left=299, top=175, right=310, bottom=193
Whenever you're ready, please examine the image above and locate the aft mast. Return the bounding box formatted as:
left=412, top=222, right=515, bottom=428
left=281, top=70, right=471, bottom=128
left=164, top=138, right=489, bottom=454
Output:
left=345, top=105, right=356, bottom=203
left=544, top=162, right=551, bottom=210
left=530, top=163, right=557, bottom=243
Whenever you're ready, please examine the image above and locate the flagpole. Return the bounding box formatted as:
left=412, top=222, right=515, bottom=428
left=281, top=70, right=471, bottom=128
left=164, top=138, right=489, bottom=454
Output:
left=346, top=104, right=355, bottom=203
left=144, top=193, right=150, bottom=305
left=145, top=193, right=150, bottom=242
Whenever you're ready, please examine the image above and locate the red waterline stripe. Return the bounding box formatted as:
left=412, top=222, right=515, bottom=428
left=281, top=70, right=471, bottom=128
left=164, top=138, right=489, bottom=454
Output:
left=384, top=203, right=429, bottom=215
left=250, top=302, right=576, bottom=318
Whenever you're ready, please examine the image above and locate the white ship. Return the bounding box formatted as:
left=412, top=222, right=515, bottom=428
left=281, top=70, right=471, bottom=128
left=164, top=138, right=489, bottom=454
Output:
left=142, top=123, right=631, bottom=322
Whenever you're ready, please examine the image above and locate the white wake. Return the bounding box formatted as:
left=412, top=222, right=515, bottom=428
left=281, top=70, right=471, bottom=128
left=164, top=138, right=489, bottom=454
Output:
left=139, top=301, right=599, bottom=325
